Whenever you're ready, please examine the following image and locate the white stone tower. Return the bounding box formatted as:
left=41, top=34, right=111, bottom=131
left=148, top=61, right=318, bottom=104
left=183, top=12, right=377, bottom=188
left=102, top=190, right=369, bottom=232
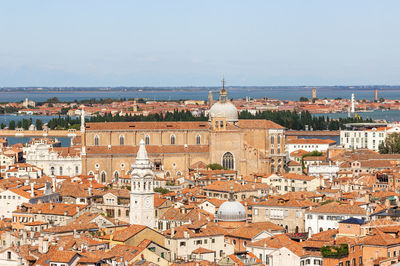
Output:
left=80, top=107, right=85, bottom=133
left=351, top=93, right=355, bottom=113
left=129, top=139, right=155, bottom=227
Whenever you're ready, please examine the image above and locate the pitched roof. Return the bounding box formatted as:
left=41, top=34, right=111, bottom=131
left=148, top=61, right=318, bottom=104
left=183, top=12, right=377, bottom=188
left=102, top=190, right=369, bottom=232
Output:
left=308, top=202, right=366, bottom=215
left=228, top=222, right=284, bottom=239
left=86, top=121, right=210, bottom=131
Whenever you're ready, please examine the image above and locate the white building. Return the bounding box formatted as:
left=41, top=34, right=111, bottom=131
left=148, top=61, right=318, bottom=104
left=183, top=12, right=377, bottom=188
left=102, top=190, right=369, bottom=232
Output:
left=261, top=173, right=321, bottom=194
left=5, top=163, right=42, bottom=179
left=340, top=123, right=400, bottom=152
left=308, top=162, right=339, bottom=180
left=247, top=234, right=323, bottom=266
left=130, top=139, right=155, bottom=228
left=286, top=138, right=336, bottom=155
left=305, top=202, right=367, bottom=235
left=0, top=188, right=32, bottom=219
left=25, top=143, right=81, bottom=177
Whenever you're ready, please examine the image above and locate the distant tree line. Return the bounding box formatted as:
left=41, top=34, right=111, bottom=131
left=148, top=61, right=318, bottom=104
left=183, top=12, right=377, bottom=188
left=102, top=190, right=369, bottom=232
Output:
left=239, top=110, right=373, bottom=130
left=379, top=133, right=400, bottom=154
left=1, top=109, right=373, bottom=131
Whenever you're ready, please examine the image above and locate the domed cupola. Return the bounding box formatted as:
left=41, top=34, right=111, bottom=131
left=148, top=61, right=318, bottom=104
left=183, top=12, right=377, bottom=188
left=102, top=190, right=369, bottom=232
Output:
left=208, top=78, right=238, bottom=123
left=216, top=185, right=247, bottom=222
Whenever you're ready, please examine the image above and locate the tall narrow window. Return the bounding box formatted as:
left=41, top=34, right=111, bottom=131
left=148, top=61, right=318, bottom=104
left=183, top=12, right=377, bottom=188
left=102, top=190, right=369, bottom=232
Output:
left=50, top=167, right=55, bottom=176
left=94, top=135, right=99, bottom=146
left=114, top=171, right=119, bottom=181
left=170, top=135, right=175, bottom=145
left=101, top=172, right=106, bottom=183
left=59, top=166, right=63, bottom=176
left=119, top=135, right=125, bottom=145
left=222, top=152, right=234, bottom=170
left=277, top=135, right=281, bottom=144
left=270, top=135, right=275, bottom=145
left=196, top=135, right=201, bottom=145
left=145, top=135, right=150, bottom=145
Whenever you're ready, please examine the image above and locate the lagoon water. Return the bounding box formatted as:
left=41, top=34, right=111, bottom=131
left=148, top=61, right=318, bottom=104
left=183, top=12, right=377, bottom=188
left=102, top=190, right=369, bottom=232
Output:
left=2, top=88, right=400, bottom=102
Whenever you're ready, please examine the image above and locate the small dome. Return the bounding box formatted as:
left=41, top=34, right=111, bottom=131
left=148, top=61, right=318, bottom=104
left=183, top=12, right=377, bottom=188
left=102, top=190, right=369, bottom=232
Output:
left=217, top=200, right=247, bottom=222
left=208, top=101, right=238, bottom=122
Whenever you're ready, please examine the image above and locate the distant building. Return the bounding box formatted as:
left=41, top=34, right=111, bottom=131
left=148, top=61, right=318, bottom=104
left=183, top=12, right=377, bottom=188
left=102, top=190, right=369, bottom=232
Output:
left=312, top=88, right=317, bottom=99
left=22, top=98, right=35, bottom=108
left=340, top=123, right=400, bottom=152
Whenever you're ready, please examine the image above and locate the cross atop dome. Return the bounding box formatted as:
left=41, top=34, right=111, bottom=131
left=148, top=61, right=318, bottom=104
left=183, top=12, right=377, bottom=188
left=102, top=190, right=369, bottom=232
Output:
left=219, top=76, right=228, bottom=103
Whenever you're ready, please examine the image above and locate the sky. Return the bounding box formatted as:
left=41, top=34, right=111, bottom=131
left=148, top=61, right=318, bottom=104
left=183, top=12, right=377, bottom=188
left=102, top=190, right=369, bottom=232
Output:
left=0, top=0, right=399, bottom=87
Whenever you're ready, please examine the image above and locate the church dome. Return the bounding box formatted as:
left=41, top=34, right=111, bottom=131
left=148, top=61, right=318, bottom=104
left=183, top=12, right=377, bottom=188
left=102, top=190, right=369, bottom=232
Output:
left=208, top=86, right=238, bottom=122
left=217, top=200, right=247, bottom=222
left=209, top=101, right=238, bottom=122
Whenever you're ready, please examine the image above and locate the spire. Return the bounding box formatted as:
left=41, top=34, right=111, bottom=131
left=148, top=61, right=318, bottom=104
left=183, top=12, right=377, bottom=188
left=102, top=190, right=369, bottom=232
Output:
left=133, top=139, right=151, bottom=168
left=219, top=76, right=228, bottom=103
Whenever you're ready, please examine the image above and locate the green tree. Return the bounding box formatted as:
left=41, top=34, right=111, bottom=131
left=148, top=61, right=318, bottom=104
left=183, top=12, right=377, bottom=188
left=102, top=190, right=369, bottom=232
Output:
left=22, top=118, right=31, bottom=130
left=299, top=97, right=309, bottom=102
left=154, top=187, right=170, bottom=194
left=35, top=119, right=43, bottom=130
left=379, top=133, right=400, bottom=154
left=207, top=163, right=224, bottom=170
left=8, top=120, right=15, bottom=130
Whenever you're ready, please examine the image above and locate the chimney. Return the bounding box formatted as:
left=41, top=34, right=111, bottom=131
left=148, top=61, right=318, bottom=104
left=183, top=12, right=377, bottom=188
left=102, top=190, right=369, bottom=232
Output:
left=50, top=202, right=54, bottom=210
left=42, top=238, right=49, bottom=253
left=30, top=182, right=35, bottom=198
left=88, top=183, right=93, bottom=196
left=171, top=223, right=175, bottom=238
left=38, top=236, right=44, bottom=253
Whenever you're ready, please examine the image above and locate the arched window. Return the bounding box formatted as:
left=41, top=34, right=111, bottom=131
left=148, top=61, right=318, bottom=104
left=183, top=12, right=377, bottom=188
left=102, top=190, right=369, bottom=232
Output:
left=165, top=171, right=170, bottom=178
left=50, top=167, right=55, bottom=176
left=222, top=152, right=234, bottom=170
left=75, top=166, right=79, bottom=175
left=270, top=135, right=274, bottom=145
left=59, top=166, right=63, bottom=176
left=170, top=135, right=175, bottom=145
left=196, top=135, right=201, bottom=145
left=94, top=135, right=99, bottom=146
left=88, top=171, right=94, bottom=176
left=215, top=120, right=218, bottom=128
left=271, top=165, right=275, bottom=173
left=145, top=135, right=150, bottom=145
left=114, top=171, right=119, bottom=181
left=277, top=165, right=281, bottom=173
left=119, top=135, right=125, bottom=145
left=101, top=172, right=106, bottom=183
left=277, top=135, right=281, bottom=144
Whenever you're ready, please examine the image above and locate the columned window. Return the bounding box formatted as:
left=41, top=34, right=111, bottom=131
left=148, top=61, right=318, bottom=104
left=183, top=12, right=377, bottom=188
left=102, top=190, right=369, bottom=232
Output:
left=222, top=152, right=234, bottom=170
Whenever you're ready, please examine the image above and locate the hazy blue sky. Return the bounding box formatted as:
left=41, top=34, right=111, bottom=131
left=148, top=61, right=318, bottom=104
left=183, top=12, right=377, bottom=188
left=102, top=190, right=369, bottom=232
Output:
left=0, top=0, right=399, bottom=87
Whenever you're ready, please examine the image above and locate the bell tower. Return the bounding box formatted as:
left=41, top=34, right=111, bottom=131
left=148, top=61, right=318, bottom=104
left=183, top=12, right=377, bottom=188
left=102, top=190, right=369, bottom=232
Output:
left=129, top=139, right=155, bottom=227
